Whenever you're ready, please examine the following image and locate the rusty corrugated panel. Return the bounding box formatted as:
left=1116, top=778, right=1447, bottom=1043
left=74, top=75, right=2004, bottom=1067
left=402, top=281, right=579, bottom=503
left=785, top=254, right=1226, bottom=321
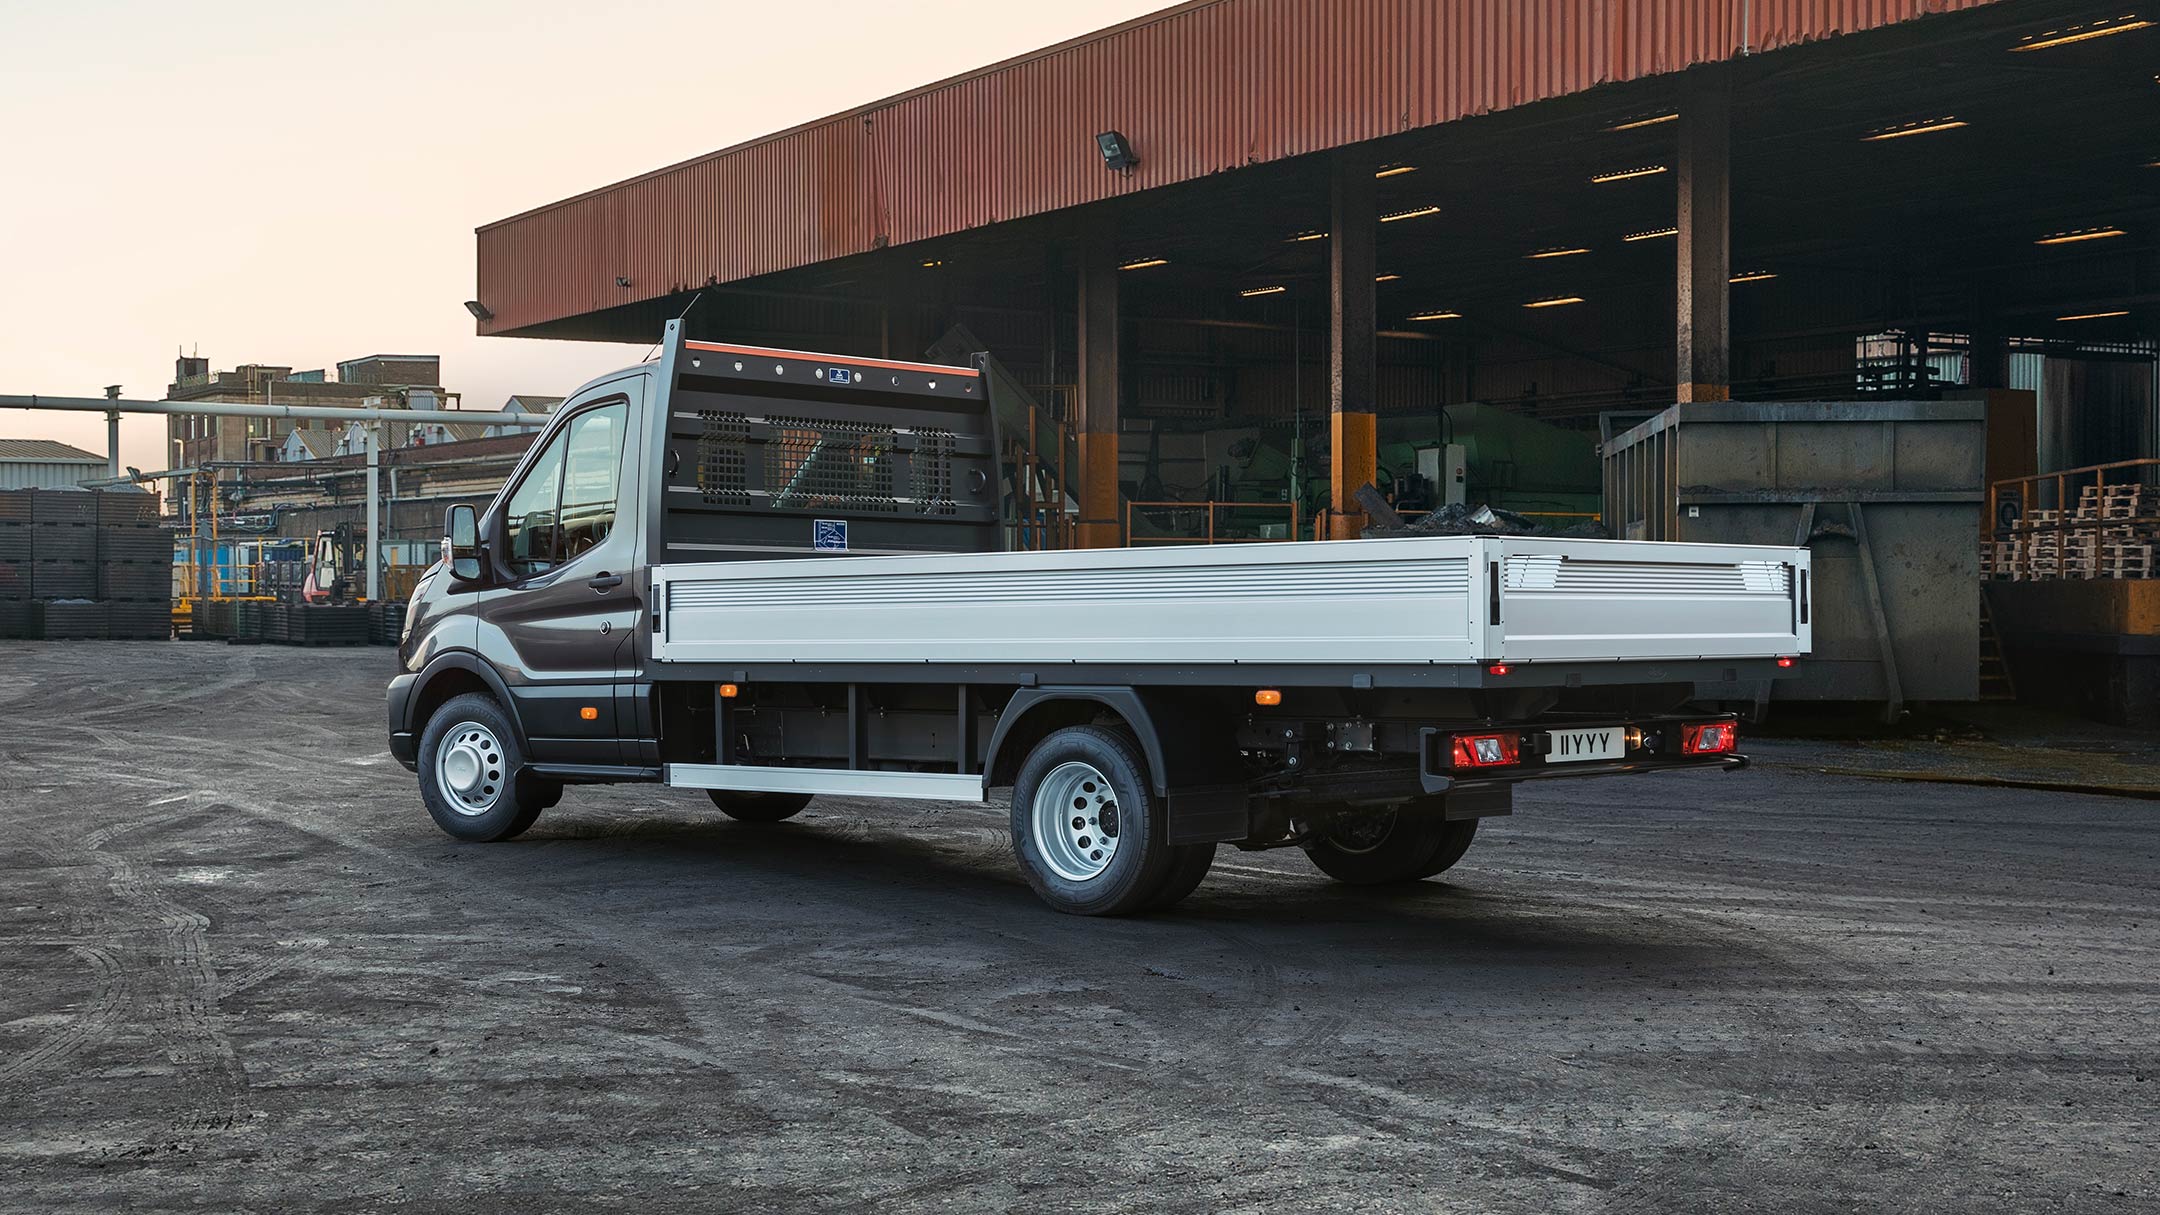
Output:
left=476, top=0, right=2006, bottom=336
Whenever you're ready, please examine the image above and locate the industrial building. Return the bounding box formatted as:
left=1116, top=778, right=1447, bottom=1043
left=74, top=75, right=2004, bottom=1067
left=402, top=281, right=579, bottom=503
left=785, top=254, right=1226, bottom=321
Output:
left=166, top=352, right=448, bottom=467
left=471, top=0, right=2160, bottom=721
left=0, top=439, right=107, bottom=491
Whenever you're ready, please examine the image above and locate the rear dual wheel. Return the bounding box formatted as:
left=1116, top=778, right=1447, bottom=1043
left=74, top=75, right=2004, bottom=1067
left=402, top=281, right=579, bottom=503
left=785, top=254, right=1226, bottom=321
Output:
left=1301, top=806, right=1479, bottom=885
left=1010, top=725, right=1214, bottom=916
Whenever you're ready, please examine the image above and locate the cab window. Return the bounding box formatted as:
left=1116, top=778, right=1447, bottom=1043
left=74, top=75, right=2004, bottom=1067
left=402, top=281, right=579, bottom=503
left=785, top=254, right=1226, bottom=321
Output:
left=497, top=402, right=627, bottom=578
left=558, top=405, right=627, bottom=562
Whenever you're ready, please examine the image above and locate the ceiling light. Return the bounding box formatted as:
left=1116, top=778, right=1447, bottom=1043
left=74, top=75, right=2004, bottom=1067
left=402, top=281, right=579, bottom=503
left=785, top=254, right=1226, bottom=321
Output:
left=920, top=259, right=944, bottom=268
left=1118, top=257, right=1168, bottom=271
left=1729, top=271, right=1777, bottom=283
left=1288, top=230, right=1328, bottom=243
left=2036, top=227, right=2127, bottom=245
left=1623, top=226, right=1679, bottom=242
left=2058, top=310, right=2130, bottom=321
left=1375, top=273, right=1402, bottom=283
left=1239, top=285, right=1288, bottom=298
left=1862, top=117, right=1968, bottom=141
left=1407, top=310, right=1462, bottom=321
left=1374, top=164, right=1418, bottom=178
left=1527, top=247, right=1591, bottom=260
left=2012, top=16, right=2154, bottom=51
left=1608, top=113, right=1679, bottom=132
left=1591, top=165, right=1668, bottom=184
left=1379, top=205, right=1442, bottom=223
left=1523, top=296, right=1585, bottom=309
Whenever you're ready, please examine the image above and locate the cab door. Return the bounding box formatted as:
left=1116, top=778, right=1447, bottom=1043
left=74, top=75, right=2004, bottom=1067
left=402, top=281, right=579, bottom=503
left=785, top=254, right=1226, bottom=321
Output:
left=477, top=380, right=645, bottom=765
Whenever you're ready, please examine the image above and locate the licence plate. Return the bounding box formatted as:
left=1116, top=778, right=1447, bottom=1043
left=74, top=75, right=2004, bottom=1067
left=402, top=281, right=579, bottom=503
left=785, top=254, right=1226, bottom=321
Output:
left=1546, top=727, right=1624, bottom=764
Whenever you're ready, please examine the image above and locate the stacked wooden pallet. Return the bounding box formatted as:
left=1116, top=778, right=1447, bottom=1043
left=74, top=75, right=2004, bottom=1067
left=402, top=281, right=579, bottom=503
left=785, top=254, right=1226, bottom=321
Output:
left=1988, top=485, right=2159, bottom=581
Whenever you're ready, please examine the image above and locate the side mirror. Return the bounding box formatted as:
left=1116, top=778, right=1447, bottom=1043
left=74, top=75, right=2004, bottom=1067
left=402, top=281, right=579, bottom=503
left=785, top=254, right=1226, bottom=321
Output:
left=444, top=504, right=483, bottom=582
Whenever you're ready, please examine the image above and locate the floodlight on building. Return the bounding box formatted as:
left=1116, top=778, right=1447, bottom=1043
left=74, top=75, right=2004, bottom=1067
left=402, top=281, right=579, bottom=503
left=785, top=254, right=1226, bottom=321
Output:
left=1096, top=130, right=1139, bottom=174
left=463, top=300, right=494, bottom=322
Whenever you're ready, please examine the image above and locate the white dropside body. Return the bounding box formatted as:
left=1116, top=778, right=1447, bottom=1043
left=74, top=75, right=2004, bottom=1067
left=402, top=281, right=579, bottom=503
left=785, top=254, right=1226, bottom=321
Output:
left=650, top=535, right=1812, bottom=667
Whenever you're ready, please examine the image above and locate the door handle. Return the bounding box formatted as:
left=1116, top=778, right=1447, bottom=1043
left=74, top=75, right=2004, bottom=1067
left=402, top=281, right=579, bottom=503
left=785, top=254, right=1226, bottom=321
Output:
left=588, top=572, right=623, bottom=591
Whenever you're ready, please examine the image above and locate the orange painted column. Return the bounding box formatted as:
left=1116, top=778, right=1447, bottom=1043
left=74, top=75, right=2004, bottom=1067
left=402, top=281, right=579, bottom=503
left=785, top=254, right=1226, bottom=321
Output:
left=1676, top=73, right=1732, bottom=404
left=1075, top=224, right=1123, bottom=548
left=1324, top=151, right=1378, bottom=540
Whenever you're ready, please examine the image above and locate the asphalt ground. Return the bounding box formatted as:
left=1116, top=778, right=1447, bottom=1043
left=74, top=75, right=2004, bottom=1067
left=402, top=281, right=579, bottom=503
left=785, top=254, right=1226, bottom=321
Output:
left=1, top=643, right=2153, bottom=1213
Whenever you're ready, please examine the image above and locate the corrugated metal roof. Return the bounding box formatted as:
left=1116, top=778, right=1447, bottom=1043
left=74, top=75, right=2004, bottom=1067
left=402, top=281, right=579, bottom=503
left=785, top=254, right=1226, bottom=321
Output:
left=0, top=439, right=102, bottom=463
left=476, top=0, right=2005, bottom=336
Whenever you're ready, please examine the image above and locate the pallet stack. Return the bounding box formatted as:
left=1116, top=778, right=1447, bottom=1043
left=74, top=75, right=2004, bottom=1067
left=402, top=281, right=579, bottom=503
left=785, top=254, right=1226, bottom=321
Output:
left=1988, top=484, right=2159, bottom=582
left=0, top=488, right=174, bottom=640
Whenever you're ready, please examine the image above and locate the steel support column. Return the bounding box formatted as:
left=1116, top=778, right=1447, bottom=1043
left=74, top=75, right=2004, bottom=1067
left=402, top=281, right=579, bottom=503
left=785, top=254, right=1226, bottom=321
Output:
left=1076, top=225, right=1122, bottom=549
left=1676, top=75, right=1731, bottom=404
left=365, top=423, right=381, bottom=602
left=1325, top=152, right=1379, bottom=540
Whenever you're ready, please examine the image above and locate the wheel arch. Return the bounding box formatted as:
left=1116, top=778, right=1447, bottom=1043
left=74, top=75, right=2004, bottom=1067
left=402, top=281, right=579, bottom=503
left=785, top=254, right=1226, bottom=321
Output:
left=408, top=652, right=528, bottom=748
left=986, top=687, right=1168, bottom=794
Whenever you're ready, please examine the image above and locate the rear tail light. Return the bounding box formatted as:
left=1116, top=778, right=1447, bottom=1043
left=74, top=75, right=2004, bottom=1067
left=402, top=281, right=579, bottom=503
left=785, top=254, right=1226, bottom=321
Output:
left=1450, top=732, right=1520, bottom=768
left=1681, top=722, right=1737, bottom=755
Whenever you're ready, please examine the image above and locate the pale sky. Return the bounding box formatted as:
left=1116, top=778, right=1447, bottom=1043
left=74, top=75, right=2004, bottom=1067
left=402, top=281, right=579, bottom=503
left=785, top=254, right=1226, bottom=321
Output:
left=0, top=0, right=1167, bottom=473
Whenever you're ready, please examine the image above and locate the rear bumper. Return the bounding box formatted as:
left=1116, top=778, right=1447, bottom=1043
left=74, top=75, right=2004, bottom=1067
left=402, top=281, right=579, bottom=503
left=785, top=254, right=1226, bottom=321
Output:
left=1419, top=714, right=1743, bottom=794
left=387, top=673, right=419, bottom=771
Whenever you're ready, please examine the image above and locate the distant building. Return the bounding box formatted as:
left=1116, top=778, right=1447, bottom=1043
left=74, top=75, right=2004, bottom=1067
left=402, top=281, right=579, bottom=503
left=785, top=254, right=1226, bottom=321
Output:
left=166, top=351, right=449, bottom=467
left=0, top=439, right=105, bottom=490
left=280, top=428, right=338, bottom=463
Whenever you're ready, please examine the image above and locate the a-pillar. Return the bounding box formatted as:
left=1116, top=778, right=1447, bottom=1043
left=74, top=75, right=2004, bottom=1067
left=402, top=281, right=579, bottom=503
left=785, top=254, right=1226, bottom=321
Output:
left=1676, top=74, right=1731, bottom=403
left=1076, top=224, right=1123, bottom=549
left=1325, top=151, right=1378, bottom=540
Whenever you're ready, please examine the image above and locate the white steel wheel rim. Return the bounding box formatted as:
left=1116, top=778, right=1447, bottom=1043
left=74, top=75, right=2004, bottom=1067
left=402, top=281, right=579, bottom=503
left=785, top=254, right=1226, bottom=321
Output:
left=1032, top=760, right=1122, bottom=883
left=437, top=721, right=506, bottom=817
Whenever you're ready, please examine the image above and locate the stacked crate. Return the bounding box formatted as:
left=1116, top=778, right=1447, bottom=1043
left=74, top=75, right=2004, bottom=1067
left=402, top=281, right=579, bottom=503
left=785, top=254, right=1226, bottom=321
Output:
left=0, top=488, right=173, bottom=639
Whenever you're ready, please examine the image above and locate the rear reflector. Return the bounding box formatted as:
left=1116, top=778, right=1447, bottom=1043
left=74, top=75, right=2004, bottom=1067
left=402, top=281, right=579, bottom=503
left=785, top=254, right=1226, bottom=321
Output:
left=1451, top=732, right=1520, bottom=768
left=1681, top=722, right=1737, bottom=755
left=1776, top=657, right=1795, bottom=669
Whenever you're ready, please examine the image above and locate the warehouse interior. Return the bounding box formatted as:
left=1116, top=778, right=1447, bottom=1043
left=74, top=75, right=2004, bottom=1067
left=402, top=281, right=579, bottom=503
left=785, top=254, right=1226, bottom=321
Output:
left=468, top=0, right=2160, bottom=720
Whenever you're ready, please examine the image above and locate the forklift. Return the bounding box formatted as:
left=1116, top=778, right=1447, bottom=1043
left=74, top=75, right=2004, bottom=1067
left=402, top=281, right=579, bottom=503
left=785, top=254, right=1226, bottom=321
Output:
left=300, top=524, right=369, bottom=605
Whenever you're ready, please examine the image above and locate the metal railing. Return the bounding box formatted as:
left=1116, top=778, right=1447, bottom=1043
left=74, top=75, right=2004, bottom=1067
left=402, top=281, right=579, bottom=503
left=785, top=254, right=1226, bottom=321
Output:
left=1127, top=500, right=1300, bottom=545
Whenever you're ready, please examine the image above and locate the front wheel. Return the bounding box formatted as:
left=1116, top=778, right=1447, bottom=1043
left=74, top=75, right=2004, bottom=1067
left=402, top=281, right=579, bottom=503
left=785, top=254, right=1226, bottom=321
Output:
left=417, top=693, right=549, bottom=842
left=1301, top=808, right=1479, bottom=886
left=706, top=789, right=812, bottom=822
left=1010, top=725, right=1181, bottom=916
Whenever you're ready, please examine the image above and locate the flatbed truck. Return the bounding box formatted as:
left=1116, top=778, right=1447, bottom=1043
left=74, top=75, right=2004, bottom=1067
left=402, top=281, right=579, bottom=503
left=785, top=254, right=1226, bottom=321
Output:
left=388, top=322, right=1811, bottom=915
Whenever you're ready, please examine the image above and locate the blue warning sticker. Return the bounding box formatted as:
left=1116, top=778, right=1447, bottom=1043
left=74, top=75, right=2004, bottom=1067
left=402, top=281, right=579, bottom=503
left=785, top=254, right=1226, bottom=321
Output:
left=814, top=519, right=849, bottom=552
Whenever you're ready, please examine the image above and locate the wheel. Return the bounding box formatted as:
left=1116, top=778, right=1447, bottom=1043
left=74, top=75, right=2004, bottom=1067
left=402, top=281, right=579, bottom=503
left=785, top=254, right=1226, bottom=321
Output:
left=1010, top=724, right=1179, bottom=916
left=706, top=789, right=812, bottom=822
left=1147, top=843, right=1217, bottom=911
left=417, top=692, right=550, bottom=842
left=1301, top=806, right=1479, bottom=886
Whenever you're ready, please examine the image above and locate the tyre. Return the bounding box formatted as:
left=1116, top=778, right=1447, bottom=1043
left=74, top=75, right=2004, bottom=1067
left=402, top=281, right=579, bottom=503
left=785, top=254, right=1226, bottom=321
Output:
left=1147, top=843, right=1217, bottom=911
left=1301, top=806, right=1479, bottom=886
left=1010, top=724, right=1179, bottom=916
left=417, top=692, right=550, bottom=842
left=706, top=789, right=813, bottom=822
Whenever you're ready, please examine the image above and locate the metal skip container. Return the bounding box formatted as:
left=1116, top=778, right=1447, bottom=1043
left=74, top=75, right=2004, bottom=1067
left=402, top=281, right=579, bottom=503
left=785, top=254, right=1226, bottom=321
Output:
left=1602, top=401, right=1988, bottom=714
